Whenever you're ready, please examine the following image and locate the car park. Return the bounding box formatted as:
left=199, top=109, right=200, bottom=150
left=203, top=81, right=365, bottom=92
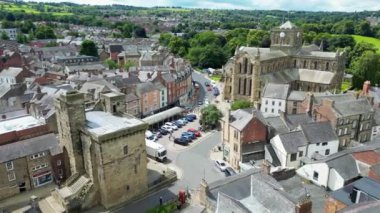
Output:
left=187, top=128, right=201, bottom=137
left=215, top=160, right=227, bottom=171
left=164, top=122, right=178, bottom=130
left=224, top=167, right=237, bottom=177
left=182, top=132, right=196, bottom=139
left=174, top=137, right=189, bottom=145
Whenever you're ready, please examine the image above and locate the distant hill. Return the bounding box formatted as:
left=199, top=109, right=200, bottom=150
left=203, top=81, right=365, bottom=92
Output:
left=352, top=35, right=380, bottom=53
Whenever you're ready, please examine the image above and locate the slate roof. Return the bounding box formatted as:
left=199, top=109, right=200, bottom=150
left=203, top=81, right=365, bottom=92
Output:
left=262, top=83, right=290, bottom=99
left=260, top=69, right=336, bottom=85
left=284, top=113, right=313, bottom=130
left=136, top=82, right=158, bottom=95
left=301, top=122, right=338, bottom=144
left=109, top=44, right=124, bottom=53
left=216, top=193, right=252, bottom=213
left=287, top=91, right=306, bottom=101
left=209, top=168, right=302, bottom=213
left=278, top=131, right=308, bottom=154
left=326, top=154, right=359, bottom=181
left=333, top=99, right=373, bottom=117
left=0, top=134, right=61, bottom=163
left=265, top=116, right=290, bottom=136
left=331, top=177, right=380, bottom=207
left=313, top=93, right=356, bottom=105
left=230, top=108, right=266, bottom=131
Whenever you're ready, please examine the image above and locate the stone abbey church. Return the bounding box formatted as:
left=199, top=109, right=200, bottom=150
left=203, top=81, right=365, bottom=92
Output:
left=223, top=21, right=346, bottom=104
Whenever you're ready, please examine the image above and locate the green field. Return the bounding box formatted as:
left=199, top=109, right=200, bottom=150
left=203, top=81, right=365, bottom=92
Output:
left=352, top=35, right=380, bottom=53
left=0, top=2, right=73, bottom=16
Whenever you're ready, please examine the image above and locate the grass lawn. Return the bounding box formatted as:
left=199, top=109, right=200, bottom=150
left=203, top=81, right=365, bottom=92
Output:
left=352, top=35, right=380, bottom=53
left=146, top=202, right=177, bottom=213
left=0, top=2, right=73, bottom=16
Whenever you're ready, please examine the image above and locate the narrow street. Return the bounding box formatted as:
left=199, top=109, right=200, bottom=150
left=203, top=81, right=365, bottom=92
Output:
left=114, top=131, right=224, bottom=213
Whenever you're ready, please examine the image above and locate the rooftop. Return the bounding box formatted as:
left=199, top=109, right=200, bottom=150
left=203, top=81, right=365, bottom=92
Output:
left=85, top=111, right=144, bottom=136
left=0, top=115, right=45, bottom=134
left=0, top=133, right=61, bottom=163
left=262, top=83, right=290, bottom=100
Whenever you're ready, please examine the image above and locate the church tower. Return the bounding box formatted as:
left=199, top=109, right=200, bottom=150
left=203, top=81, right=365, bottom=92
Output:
left=270, top=21, right=303, bottom=54
left=55, top=90, right=86, bottom=176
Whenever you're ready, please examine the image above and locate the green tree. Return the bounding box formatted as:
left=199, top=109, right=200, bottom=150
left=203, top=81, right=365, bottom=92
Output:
left=350, top=51, right=380, bottom=88
left=231, top=100, right=252, bottom=110
left=200, top=105, right=223, bottom=130
left=247, top=29, right=270, bottom=47
left=159, top=33, right=173, bottom=46
left=1, top=31, right=9, bottom=40
left=168, top=36, right=188, bottom=57
left=35, top=25, right=56, bottom=39
left=16, top=32, right=27, bottom=43
left=187, top=44, right=227, bottom=68
left=124, top=60, right=135, bottom=71
left=105, top=59, right=118, bottom=69
left=355, top=21, right=372, bottom=37
left=134, top=26, right=147, bottom=38
left=190, top=31, right=222, bottom=47
left=6, top=13, right=16, bottom=22
left=80, top=40, right=98, bottom=57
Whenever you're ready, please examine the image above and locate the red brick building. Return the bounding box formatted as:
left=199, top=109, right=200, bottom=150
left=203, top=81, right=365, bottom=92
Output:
left=222, top=108, right=268, bottom=170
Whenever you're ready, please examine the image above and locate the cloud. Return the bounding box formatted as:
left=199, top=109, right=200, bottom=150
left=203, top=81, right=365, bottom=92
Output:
left=25, top=0, right=380, bottom=11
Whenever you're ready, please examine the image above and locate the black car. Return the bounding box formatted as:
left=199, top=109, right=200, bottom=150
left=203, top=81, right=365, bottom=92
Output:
left=174, top=137, right=189, bottom=145
left=158, top=128, right=170, bottom=135
left=224, top=167, right=237, bottom=177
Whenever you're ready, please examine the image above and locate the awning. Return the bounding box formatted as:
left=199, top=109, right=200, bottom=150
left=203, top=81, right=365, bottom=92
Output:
left=143, top=107, right=184, bottom=125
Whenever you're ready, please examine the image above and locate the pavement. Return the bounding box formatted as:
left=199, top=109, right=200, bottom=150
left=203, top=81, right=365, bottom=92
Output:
left=0, top=183, right=55, bottom=211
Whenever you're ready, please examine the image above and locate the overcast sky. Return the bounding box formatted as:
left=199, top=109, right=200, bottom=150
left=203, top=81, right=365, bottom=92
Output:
left=26, top=0, right=380, bottom=12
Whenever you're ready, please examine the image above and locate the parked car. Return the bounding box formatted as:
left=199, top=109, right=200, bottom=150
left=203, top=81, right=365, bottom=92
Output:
left=207, top=86, right=212, bottom=91
left=146, top=134, right=158, bottom=142
left=215, top=160, right=227, bottom=171
left=204, top=99, right=209, bottom=106
left=213, top=87, right=220, bottom=96
left=158, top=128, right=169, bottom=135
left=174, top=138, right=189, bottom=146
left=173, top=120, right=183, bottom=128
left=179, top=118, right=188, bottom=125
left=161, top=125, right=174, bottom=132
left=187, top=128, right=201, bottom=137
left=185, top=115, right=195, bottom=122
left=152, top=131, right=162, bottom=138
left=187, top=114, right=197, bottom=119
left=224, top=167, right=237, bottom=177
left=180, top=134, right=193, bottom=142
left=198, top=100, right=203, bottom=106
left=164, top=122, right=178, bottom=130
left=182, top=131, right=196, bottom=139
left=204, top=81, right=210, bottom=86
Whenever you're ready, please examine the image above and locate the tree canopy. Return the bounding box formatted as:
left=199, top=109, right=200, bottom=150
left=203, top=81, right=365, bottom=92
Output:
left=80, top=40, right=98, bottom=57
left=231, top=100, right=252, bottom=111
left=200, top=105, right=223, bottom=130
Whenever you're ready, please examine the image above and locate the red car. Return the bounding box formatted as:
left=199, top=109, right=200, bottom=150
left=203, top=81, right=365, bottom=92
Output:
left=188, top=128, right=201, bottom=137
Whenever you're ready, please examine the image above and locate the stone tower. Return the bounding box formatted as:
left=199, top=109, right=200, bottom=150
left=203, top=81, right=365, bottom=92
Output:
left=100, top=91, right=126, bottom=115
left=270, top=21, right=303, bottom=54
left=55, top=90, right=86, bottom=176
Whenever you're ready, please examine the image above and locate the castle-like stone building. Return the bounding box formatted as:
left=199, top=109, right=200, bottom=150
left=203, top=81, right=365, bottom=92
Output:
left=39, top=90, right=148, bottom=212
left=223, top=21, right=346, bottom=105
